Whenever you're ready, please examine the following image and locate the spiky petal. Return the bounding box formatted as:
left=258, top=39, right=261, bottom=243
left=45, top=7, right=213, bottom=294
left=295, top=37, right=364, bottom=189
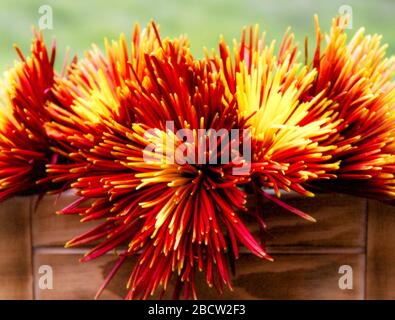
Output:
left=0, top=31, right=62, bottom=200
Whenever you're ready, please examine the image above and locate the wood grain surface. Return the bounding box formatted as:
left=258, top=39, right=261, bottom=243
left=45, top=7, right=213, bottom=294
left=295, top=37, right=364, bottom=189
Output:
left=0, top=197, right=33, bottom=299
left=32, top=193, right=367, bottom=248
left=33, top=251, right=364, bottom=300
left=0, top=193, right=394, bottom=299
left=248, top=194, right=367, bottom=248
left=31, top=192, right=99, bottom=247
left=366, top=200, right=395, bottom=299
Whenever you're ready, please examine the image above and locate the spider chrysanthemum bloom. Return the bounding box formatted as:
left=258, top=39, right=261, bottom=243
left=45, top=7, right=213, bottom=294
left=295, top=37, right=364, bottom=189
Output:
left=0, top=31, right=64, bottom=201
left=24, top=16, right=394, bottom=300
left=211, top=26, right=340, bottom=224
left=45, top=22, right=190, bottom=185
left=49, top=23, right=270, bottom=299
left=304, top=16, right=395, bottom=201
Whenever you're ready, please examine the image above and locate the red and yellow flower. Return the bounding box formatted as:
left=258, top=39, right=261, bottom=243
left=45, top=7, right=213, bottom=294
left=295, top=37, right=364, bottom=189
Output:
left=0, top=16, right=394, bottom=300
left=304, top=16, right=395, bottom=200
left=0, top=31, right=63, bottom=200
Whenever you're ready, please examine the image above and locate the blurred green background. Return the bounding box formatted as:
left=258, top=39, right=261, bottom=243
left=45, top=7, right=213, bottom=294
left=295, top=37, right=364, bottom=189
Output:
left=0, top=0, right=394, bottom=70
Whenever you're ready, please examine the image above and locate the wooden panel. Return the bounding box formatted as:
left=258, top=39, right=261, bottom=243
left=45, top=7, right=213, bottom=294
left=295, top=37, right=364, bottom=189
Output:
left=32, top=192, right=366, bottom=248
left=0, top=197, right=33, bottom=299
left=29, top=192, right=368, bottom=300
left=33, top=251, right=128, bottom=300
left=366, top=200, right=395, bottom=299
left=200, top=254, right=364, bottom=300
left=32, top=192, right=99, bottom=247
left=246, top=193, right=366, bottom=247
left=34, top=251, right=364, bottom=300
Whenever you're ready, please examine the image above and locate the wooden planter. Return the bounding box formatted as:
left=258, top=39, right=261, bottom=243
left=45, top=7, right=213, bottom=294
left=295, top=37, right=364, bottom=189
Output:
left=0, top=192, right=394, bottom=299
